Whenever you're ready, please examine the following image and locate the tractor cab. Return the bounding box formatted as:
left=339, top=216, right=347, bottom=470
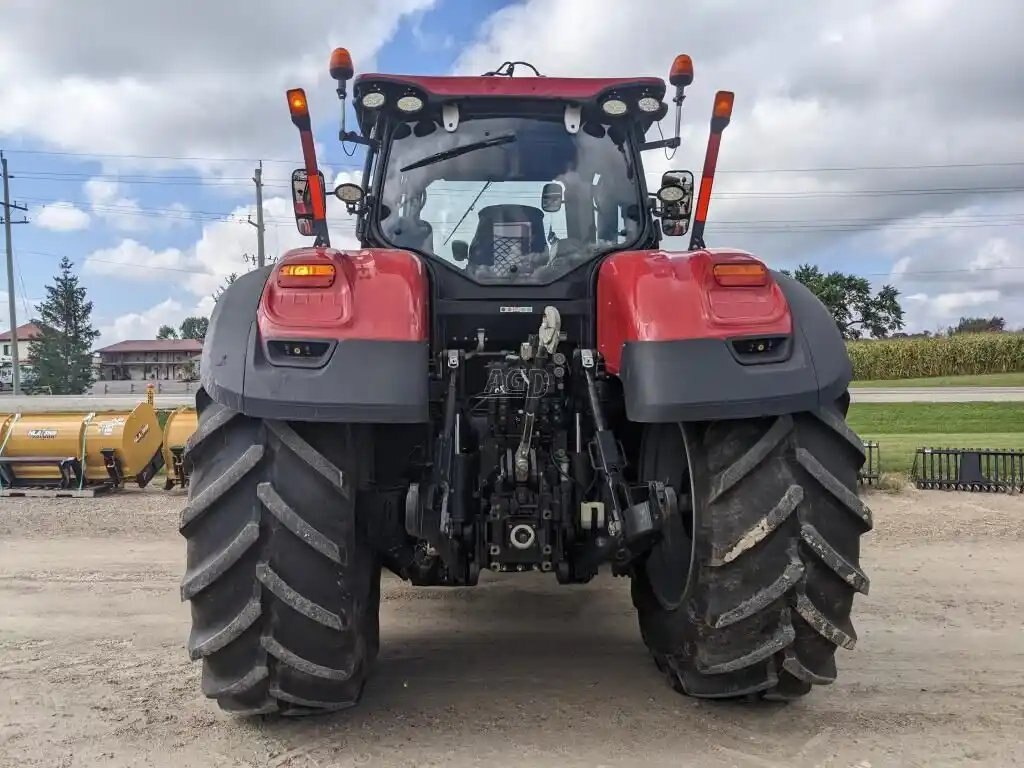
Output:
left=285, top=53, right=725, bottom=351
left=350, top=72, right=669, bottom=286
left=286, top=57, right=720, bottom=260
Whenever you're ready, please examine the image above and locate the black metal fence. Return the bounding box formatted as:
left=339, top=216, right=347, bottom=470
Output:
left=912, top=447, right=1024, bottom=492
left=859, top=441, right=880, bottom=486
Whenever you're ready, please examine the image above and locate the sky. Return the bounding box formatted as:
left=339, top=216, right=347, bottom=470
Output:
left=1, top=0, right=1022, bottom=346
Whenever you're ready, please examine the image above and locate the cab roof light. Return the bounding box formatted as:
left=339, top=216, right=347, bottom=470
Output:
left=329, top=47, right=354, bottom=83
left=669, top=54, right=694, bottom=88
left=713, top=262, right=768, bottom=287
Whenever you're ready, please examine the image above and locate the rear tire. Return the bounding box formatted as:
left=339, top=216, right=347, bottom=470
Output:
left=180, top=388, right=380, bottom=715
left=632, top=397, right=871, bottom=700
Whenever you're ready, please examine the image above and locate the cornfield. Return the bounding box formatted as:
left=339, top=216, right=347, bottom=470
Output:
left=848, top=333, right=1024, bottom=380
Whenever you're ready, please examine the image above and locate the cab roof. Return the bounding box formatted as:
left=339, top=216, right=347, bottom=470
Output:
left=354, top=74, right=665, bottom=100
left=352, top=74, right=667, bottom=133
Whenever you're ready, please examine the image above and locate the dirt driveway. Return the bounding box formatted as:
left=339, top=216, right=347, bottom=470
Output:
left=1, top=488, right=1022, bottom=767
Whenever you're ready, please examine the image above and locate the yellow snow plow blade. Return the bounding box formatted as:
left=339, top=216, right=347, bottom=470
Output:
left=0, top=403, right=164, bottom=489
left=162, top=406, right=197, bottom=489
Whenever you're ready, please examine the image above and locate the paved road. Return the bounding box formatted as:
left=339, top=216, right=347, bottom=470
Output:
left=1, top=488, right=1023, bottom=766
left=3, top=387, right=1024, bottom=412
left=848, top=386, right=1024, bottom=402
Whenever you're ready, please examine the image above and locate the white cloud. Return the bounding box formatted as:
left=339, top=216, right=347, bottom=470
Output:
left=84, top=239, right=187, bottom=280
left=83, top=191, right=361, bottom=298
left=82, top=178, right=150, bottom=232
left=881, top=202, right=1024, bottom=331
left=0, top=1, right=436, bottom=176
left=98, top=297, right=184, bottom=346
left=34, top=201, right=91, bottom=232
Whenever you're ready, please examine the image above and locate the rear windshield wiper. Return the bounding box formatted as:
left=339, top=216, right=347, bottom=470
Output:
left=400, top=134, right=517, bottom=172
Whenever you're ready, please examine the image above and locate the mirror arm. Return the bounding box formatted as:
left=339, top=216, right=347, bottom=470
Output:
left=640, top=137, right=681, bottom=152
left=339, top=130, right=377, bottom=148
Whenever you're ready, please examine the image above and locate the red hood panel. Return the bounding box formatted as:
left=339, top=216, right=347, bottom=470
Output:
left=597, top=248, right=792, bottom=373
left=258, top=247, right=428, bottom=342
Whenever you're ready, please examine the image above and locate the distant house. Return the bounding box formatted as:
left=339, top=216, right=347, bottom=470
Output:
left=0, top=322, right=44, bottom=360
left=95, top=338, right=204, bottom=381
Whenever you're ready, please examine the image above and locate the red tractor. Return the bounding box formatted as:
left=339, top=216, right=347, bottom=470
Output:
left=181, top=50, right=871, bottom=715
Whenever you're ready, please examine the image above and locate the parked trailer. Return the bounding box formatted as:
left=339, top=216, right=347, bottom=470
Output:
left=0, top=403, right=164, bottom=491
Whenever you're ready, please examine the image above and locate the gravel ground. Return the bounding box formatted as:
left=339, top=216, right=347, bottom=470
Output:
left=1, top=487, right=1023, bottom=767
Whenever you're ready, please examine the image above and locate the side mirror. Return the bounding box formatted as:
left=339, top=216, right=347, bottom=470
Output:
left=661, top=218, right=690, bottom=237
left=334, top=182, right=365, bottom=214
left=291, top=168, right=326, bottom=236
left=451, top=240, right=469, bottom=263
left=541, top=182, right=563, bottom=213
left=656, top=169, right=694, bottom=237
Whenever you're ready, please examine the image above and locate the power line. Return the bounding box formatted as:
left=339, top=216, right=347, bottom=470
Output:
left=714, top=160, right=1024, bottom=174
left=3, top=148, right=310, bottom=165
left=6, top=147, right=1024, bottom=174
left=12, top=251, right=33, bottom=320
left=712, top=186, right=1024, bottom=199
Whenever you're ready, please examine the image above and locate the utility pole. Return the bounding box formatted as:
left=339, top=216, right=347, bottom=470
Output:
left=248, top=161, right=266, bottom=268
left=2, top=151, right=28, bottom=396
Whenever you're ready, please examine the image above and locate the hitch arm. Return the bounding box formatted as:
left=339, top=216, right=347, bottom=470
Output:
left=579, top=350, right=659, bottom=549
left=432, top=351, right=461, bottom=536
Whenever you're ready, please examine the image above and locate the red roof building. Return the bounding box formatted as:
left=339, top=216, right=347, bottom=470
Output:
left=95, top=338, right=204, bottom=382
left=0, top=322, right=44, bottom=360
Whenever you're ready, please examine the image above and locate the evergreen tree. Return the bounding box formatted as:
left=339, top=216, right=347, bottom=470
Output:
left=31, top=257, right=100, bottom=394
left=156, top=324, right=178, bottom=339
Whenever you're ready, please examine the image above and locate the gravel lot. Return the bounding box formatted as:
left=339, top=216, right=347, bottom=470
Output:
left=1, top=487, right=1023, bottom=767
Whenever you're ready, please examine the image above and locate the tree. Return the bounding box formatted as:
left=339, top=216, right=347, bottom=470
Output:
left=784, top=264, right=905, bottom=340
left=179, top=316, right=209, bottom=340
left=948, top=316, right=1005, bottom=335
left=156, top=324, right=179, bottom=339
left=30, top=257, right=100, bottom=395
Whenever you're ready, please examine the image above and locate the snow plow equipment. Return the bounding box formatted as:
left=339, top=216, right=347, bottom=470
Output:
left=181, top=48, right=871, bottom=715
left=162, top=406, right=197, bottom=489
left=0, top=404, right=164, bottom=490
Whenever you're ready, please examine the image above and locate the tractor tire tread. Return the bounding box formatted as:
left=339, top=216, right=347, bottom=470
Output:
left=633, top=397, right=869, bottom=701
left=180, top=387, right=377, bottom=716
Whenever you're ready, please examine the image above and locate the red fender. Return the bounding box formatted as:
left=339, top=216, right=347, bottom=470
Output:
left=597, top=248, right=791, bottom=374
left=258, top=246, right=428, bottom=342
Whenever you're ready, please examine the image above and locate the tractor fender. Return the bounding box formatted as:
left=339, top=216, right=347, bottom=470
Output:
left=201, top=248, right=429, bottom=423
left=598, top=250, right=851, bottom=422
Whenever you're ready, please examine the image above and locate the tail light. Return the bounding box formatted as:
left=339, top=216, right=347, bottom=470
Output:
left=713, top=262, right=768, bottom=287
left=277, top=263, right=336, bottom=288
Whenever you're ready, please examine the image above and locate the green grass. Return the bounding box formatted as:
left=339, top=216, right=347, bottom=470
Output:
left=848, top=402, right=1024, bottom=477
left=858, top=433, right=1024, bottom=475
left=847, top=402, right=1024, bottom=434
left=851, top=372, right=1024, bottom=388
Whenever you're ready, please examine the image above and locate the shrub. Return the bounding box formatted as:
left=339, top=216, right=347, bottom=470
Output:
left=848, top=333, right=1024, bottom=380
